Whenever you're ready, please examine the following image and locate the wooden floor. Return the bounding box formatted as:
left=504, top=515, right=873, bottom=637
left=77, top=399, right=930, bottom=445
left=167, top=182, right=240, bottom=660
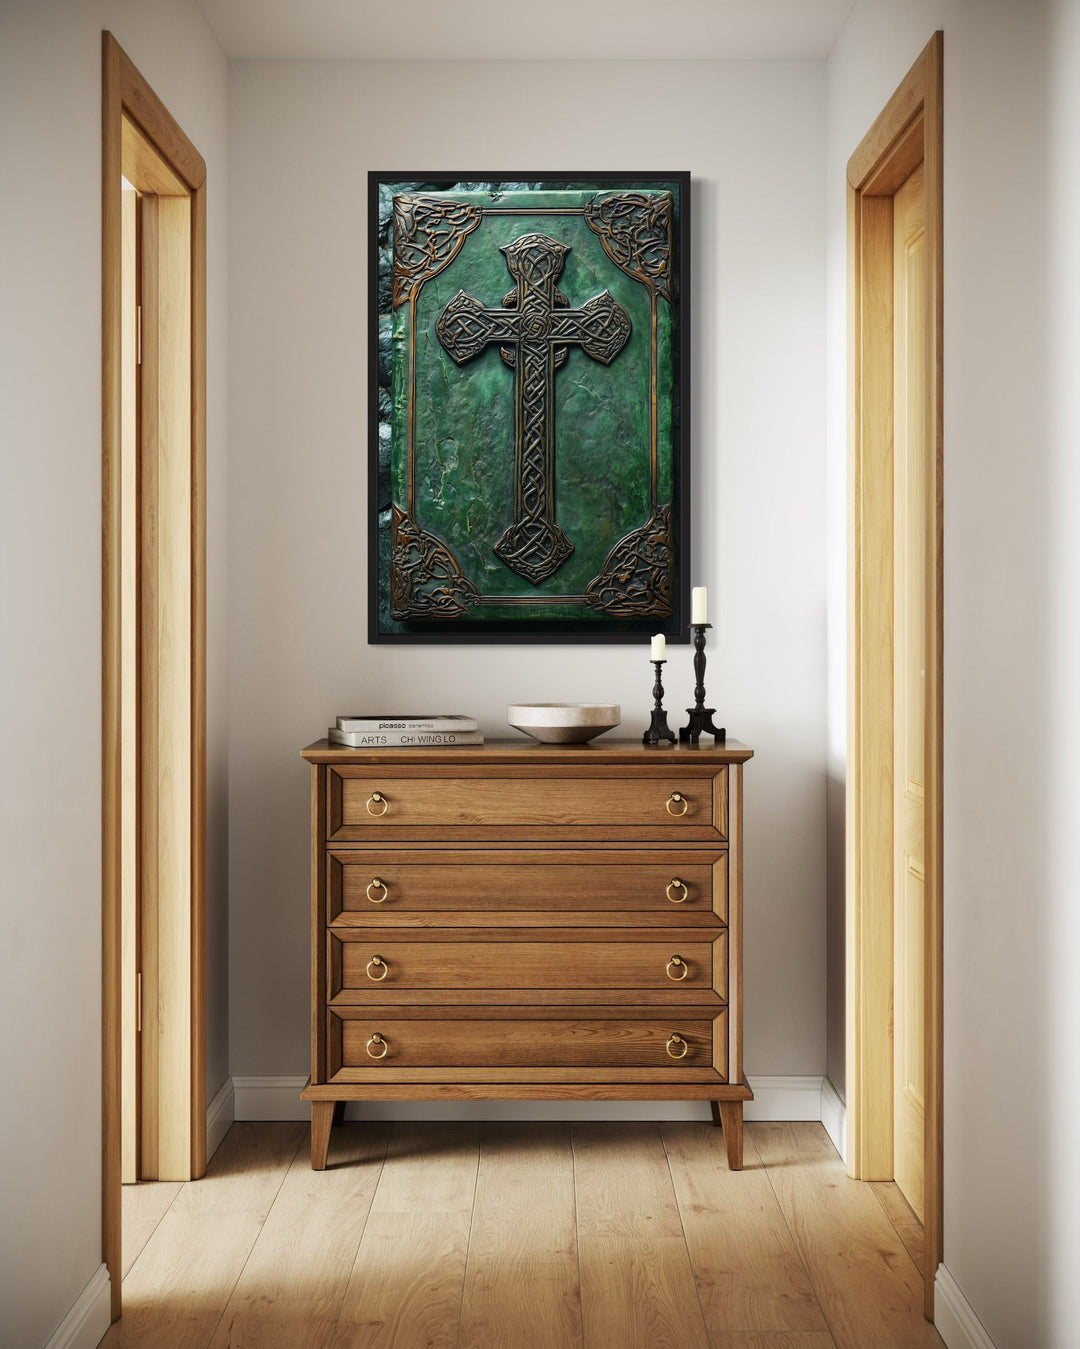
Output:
left=102, top=1120, right=944, bottom=1349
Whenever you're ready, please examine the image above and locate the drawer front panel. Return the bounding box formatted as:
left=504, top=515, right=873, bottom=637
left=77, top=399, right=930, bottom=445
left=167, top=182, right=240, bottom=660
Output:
left=328, top=768, right=726, bottom=841
left=328, top=849, right=727, bottom=926
left=328, top=1008, right=728, bottom=1080
left=329, top=929, right=727, bottom=1001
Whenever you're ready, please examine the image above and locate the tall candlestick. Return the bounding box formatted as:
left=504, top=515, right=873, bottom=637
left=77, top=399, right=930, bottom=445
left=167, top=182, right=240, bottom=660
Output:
left=691, top=586, right=708, bottom=625
left=679, top=622, right=726, bottom=744
left=650, top=634, right=666, bottom=661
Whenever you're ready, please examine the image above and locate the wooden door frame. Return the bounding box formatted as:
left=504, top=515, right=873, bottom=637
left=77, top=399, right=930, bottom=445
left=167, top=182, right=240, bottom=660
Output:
left=102, top=30, right=206, bottom=1319
left=846, top=31, right=943, bottom=1318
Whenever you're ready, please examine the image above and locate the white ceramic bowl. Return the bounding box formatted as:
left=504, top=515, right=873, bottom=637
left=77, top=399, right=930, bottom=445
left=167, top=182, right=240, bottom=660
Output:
left=506, top=702, right=621, bottom=744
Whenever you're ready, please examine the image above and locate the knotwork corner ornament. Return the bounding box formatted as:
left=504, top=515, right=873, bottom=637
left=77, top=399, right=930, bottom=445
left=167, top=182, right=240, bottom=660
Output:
left=369, top=173, right=690, bottom=643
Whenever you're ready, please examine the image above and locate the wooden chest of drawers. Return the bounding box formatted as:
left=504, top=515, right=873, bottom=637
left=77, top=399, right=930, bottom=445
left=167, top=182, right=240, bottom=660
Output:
left=300, top=739, right=753, bottom=1169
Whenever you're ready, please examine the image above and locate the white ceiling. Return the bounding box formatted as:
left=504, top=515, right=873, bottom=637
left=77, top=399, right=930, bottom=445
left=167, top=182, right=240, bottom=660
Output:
left=194, top=0, right=857, bottom=62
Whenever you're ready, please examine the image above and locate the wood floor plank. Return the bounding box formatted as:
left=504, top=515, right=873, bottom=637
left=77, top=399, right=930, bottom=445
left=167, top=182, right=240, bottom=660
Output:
left=105, top=1126, right=307, bottom=1348
left=100, top=1211, right=267, bottom=1348
left=578, top=1234, right=711, bottom=1349
left=871, top=1181, right=925, bottom=1272
left=709, top=1334, right=838, bottom=1349
left=749, top=1124, right=943, bottom=1349
left=573, top=1123, right=709, bottom=1349
left=170, top=1122, right=306, bottom=1217
left=333, top=1122, right=480, bottom=1349
left=230, top=1122, right=389, bottom=1301
left=332, top=1211, right=471, bottom=1349
left=368, top=1120, right=481, bottom=1215
left=458, top=1123, right=582, bottom=1349
left=207, top=1296, right=341, bottom=1349
left=122, top=1181, right=183, bottom=1277
left=571, top=1122, right=684, bottom=1239
left=661, top=1122, right=829, bottom=1336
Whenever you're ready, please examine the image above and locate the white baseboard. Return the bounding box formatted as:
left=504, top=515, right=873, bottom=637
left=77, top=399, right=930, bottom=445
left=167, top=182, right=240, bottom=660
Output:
left=206, top=1076, right=235, bottom=1160
left=820, top=1075, right=846, bottom=1161
left=44, top=1263, right=111, bottom=1349
left=232, top=1073, right=827, bottom=1123
left=935, top=1264, right=999, bottom=1349
left=744, top=1075, right=824, bottom=1121
left=233, top=1074, right=310, bottom=1120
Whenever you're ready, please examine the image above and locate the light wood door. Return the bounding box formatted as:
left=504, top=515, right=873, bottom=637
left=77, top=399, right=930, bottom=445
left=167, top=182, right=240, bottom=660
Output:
left=892, top=163, right=927, bottom=1220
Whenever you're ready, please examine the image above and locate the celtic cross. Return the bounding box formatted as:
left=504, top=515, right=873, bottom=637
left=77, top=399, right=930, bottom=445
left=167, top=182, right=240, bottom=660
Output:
left=435, top=233, right=631, bottom=584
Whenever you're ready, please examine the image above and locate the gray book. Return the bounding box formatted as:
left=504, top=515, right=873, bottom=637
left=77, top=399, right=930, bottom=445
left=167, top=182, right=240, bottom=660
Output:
left=328, top=726, right=484, bottom=748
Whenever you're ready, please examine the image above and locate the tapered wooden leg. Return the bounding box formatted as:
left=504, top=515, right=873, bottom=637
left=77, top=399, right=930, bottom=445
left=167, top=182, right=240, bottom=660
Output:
left=331, top=1099, right=347, bottom=1127
left=311, top=1100, right=336, bottom=1170
left=713, top=1100, right=744, bottom=1170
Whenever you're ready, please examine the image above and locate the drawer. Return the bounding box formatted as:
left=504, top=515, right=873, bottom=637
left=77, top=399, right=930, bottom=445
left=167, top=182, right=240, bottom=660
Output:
left=326, top=766, right=727, bottom=842
left=327, top=1005, right=728, bottom=1082
left=327, top=848, right=728, bottom=927
left=327, top=928, right=727, bottom=1003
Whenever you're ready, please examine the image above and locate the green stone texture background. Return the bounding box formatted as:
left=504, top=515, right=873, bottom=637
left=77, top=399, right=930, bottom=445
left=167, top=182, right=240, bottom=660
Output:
left=376, top=181, right=681, bottom=632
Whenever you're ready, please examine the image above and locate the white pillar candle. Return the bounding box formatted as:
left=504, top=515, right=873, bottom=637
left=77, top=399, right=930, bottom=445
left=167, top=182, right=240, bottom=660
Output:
left=691, top=586, right=708, bottom=624
left=651, top=634, right=666, bottom=661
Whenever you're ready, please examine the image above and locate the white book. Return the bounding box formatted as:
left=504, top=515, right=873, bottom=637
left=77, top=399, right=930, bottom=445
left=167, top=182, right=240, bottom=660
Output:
left=336, top=713, right=479, bottom=733
left=328, top=726, right=484, bottom=748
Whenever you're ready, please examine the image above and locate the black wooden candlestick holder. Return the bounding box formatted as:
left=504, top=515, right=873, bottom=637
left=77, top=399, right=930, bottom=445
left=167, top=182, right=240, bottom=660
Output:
left=643, top=660, right=676, bottom=745
left=680, top=623, right=726, bottom=743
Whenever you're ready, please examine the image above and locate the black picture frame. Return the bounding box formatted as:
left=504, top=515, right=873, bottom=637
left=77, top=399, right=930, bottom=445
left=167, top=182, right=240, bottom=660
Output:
left=368, top=171, right=690, bottom=644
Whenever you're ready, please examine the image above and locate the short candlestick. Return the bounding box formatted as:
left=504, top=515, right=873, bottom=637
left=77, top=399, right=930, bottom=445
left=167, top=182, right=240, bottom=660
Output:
left=680, top=624, right=726, bottom=743
left=643, top=660, right=676, bottom=745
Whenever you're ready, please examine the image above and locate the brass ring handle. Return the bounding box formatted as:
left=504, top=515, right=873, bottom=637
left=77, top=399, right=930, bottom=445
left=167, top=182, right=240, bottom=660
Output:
left=366, top=877, right=388, bottom=903
left=366, top=955, right=389, bottom=981
left=665, top=791, right=689, bottom=817
left=366, top=1032, right=388, bottom=1059
left=666, top=1033, right=689, bottom=1060
left=366, top=791, right=389, bottom=817
left=666, top=877, right=689, bottom=903
left=666, top=955, right=689, bottom=981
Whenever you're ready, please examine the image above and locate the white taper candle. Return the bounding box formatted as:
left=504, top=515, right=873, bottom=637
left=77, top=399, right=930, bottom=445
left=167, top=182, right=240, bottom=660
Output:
left=651, top=634, right=666, bottom=661
left=691, top=586, right=708, bottom=624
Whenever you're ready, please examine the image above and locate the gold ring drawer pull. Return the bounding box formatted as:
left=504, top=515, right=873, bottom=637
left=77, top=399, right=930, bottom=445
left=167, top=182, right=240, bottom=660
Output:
left=366, top=1032, right=388, bottom=1059
left=666, top=877, right=689, bottom=903
left=366, top=955, right=389, bottom=981
left=666, top=955, right=689, bottom=981
left=665, top=791, right=689, bottom=817
left=666, top=1033, right=689, bottom=1060
left=366, top=791, right=389, bottom=817
left=366, top=877, right=389, bottom=903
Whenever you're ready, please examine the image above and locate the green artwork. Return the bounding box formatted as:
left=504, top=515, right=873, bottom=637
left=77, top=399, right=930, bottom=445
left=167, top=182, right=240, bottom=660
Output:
left=369, top=174, right=688, bottom=642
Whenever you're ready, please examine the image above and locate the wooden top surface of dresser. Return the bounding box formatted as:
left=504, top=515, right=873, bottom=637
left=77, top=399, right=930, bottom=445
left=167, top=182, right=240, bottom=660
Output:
left=302, top=738, right=753, bottom=765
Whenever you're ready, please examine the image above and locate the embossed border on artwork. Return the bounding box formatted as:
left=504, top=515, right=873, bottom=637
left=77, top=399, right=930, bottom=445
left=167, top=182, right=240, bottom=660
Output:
left=368, top=171, right=691, bottom=644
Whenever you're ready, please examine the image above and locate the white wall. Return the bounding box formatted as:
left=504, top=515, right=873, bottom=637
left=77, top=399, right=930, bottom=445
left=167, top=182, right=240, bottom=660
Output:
left=227, top=60, right=828, bottom=1088
left=827, top=1, right=1080, bottom=1344
left=0, top=1, right=228, bottom=1343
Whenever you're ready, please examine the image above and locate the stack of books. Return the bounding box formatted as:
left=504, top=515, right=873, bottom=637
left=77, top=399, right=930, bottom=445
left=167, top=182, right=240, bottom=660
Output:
left=328, top=714, right=483, bottom=748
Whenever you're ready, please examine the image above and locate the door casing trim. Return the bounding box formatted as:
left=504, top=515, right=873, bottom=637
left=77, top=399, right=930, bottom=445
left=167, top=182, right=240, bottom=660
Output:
left=102, top=29, right=206, bottom=1320
left=846, top=29, right=943, bottom=1320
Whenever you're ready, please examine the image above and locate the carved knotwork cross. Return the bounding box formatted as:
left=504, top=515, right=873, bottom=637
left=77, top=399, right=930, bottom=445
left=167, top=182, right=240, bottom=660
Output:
left=435, top=232, right=631, bottom=584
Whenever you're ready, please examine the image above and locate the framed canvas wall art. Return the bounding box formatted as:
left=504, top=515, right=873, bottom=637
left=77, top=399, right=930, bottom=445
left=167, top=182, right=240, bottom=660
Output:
left=369, top=172, right=689, bottom=643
